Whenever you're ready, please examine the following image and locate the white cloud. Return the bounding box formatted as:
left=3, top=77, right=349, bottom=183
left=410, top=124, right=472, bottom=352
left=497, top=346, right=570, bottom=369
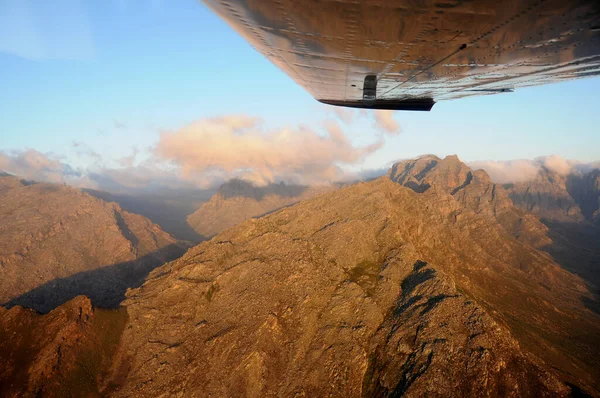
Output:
left=373, top=110, right=401, bottom=135
left=541, top=154, right=572, bottom=176
left=469, top=155, right=599, bottom=184
left=468, top=159, right=541, bottom=183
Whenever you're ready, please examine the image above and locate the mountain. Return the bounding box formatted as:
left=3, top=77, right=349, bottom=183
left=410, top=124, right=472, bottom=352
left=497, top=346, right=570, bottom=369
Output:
left=186, top=179, right=338, bottom=238
left=503, top=166, right=600, bottom=296
left=504, top=165, right=600, bottom=225
left=568, top=169, right=600, bottom=224
left=106, top=157, right=599, bottom=396
left=506, top=167, right=586, bottom=222
left=389, top=155, right=551, bottom=248
left=84, top=188, right=213, bottom=243
left=2, top=157, right=599, bottom=396
left=0, top=296, right=126, bottom=397
left=0, top=175, right=190, bottom=313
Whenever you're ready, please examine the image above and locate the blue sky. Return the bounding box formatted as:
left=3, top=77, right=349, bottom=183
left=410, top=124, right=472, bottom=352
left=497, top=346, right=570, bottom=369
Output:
left=0, top=0, right=599, bottom=190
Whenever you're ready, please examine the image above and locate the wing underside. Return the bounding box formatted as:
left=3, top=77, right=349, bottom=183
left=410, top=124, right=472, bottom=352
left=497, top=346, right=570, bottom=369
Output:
left=202, top=0, right=600, bottom=110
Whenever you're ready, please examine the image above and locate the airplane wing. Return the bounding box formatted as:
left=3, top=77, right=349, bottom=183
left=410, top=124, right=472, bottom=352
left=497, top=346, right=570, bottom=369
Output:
left=201, top=0, right=600, bottom=111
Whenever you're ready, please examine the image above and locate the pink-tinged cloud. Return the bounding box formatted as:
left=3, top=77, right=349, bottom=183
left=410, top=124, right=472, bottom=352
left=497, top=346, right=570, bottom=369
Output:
left=333, top=108, right=354, bottom=124
left=469, top=155, right=596, bottom=184
left=155, top=115, right=382, bottom=186
left=373, top=110, right=401, bottom=135
left=0, top=149, right=76, bottom=183
left=469, top=159, right=541, bottom=184
left=541, top=154, right=572, bottom=176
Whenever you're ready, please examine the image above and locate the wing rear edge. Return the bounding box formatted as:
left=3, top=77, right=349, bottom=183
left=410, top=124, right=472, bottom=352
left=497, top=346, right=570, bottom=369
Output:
left=319, top=98, right=435, bottom=112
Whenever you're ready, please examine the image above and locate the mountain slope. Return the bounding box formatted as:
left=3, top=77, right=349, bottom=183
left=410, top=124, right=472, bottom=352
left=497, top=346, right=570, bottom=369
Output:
left=568, top=169, right=600, bottom=224
left=389, top=155, right=551, bottom=248
left=506, top=167, right=585, bottom=222
left=187, top=179, right=337, bottom=238
left=0, top=296, right=127, bottom=397
left=111, top=172, right=599, bottom=396
left=0, top=175, right=189, bottom=313
left=502, top=166, right=600, bottom=299
left=84, top=188, right=213, bottom=243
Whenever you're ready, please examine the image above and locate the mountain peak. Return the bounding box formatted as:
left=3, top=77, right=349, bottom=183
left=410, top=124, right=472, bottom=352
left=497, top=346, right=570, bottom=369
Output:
left=389, top=154, right=473, bottom=194
left=388, top=155, right=551, bottom=248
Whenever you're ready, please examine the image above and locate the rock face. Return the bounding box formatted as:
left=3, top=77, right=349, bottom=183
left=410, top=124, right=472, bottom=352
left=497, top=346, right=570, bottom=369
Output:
left=111, top=167, right=599, bottom=396
left=0, top=296, right=127, bottom=397
left=0, top=175, right=190, bottom=313
left=187, top=179, right=338, bottom=238
left=363, top=261, right=566, bottom=397
left=506, top=167, right=586, bottom=222
left=389, top=155, right=551, bottom=248
left=502, top=166, right=600, bottom=294
left=567, top=169, right=600, bottom=224
left=84, top=188, right=213, bottom=243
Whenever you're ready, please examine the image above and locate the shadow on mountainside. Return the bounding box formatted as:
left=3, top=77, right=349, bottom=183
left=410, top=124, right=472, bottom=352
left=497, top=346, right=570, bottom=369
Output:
left=84, top=189, right=208, bottom=243
left=217, top=179, right=309, bottom=200
left=2, top=243, right=187, bottom=314
left=541, top=220, right=600, bottom=315
left=566, top=172, right=600, bottom=221
left=507, top=191, right=584, bottom=220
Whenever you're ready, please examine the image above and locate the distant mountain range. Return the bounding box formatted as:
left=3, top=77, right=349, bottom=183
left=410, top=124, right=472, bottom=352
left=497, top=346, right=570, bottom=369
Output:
left=0, top=156, right=599, bottom=396
left=187, top=179, right=339, bottom=239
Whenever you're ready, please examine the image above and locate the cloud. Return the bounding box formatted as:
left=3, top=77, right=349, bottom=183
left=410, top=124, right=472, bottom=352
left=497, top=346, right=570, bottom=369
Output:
left=373, top=110, right=401, bottom=135
left=1, top=115, right=384, bottom=193
left=154, top=115, right=382, bottom=186
left=0, top=149, right=81, bottom=184
left=73, top=141, right=102, bottom=163
left=87, top=163, right=191, bottom=193
left=333, top=108, right=354, bottom=124
left=119, top=147, right=138, bottom=168
left=469, top=155, right=599, bottom=184
left=468, top=159, right=541, bottom=184
left=541, top=154, right=572, bottom=175
left=3, top=145, right=598, bottom=200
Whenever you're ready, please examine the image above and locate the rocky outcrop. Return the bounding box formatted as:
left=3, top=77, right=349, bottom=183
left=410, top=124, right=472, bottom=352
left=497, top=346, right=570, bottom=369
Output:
left=0, top=296, right=127, bottom=397
left=364, top=261, right=567, bottom=397
left=567, top=169, right=600, bottom=224
left=186, top=179, right=338, bottom=238
left=389, top=155, right=551, bottom=248
left=0, top=175, right=190, bottom=313
left=500, top=166, right=600, bottom=289
left=506, top=168, right=585, bottom=222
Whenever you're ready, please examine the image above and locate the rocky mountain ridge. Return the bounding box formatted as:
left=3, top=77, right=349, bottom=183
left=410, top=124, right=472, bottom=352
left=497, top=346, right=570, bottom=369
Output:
left=186, top=179, right=338, bottom=238
left=389, top=155, right=552, bottom=248
left=0, top=296, right=127, bottom=397
left=1, top=157, right=599, bottom=396
left=110, top=157, right=599, bottom=396
left=0, top=174, right=190, bottom=313
left=506, top=165, right=600, bottom=224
